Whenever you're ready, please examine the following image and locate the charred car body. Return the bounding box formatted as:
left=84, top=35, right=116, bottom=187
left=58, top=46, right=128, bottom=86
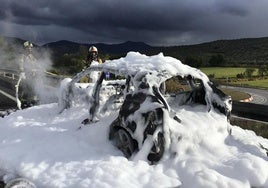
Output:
left=59, top=52, right=232, bottom=163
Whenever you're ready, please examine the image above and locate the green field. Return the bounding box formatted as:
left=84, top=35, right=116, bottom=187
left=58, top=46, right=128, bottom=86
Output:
left=231, top=79, right=268, bottom=89
left=200, top=67, right=268, bottom=89
left=200, top=67, right=258, bottom=78
left=220, top=88, right=251, bottom=101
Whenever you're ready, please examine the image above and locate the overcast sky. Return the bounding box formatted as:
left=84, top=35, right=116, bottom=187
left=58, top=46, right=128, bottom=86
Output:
left=0, top=0, right=268, bottom=46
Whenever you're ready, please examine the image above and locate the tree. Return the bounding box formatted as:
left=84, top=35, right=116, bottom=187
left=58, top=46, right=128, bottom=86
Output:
left=244, top=68, right=255, bottom=78
left=258, top=66, right=268, bottom=77
left=208, top=54, right=226, bottom=67
left=184, top=56, right=203, bottom=68
left=236, top=73, right=245, bottom=79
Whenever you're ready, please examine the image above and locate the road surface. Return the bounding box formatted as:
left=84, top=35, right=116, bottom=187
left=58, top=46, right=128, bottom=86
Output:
left=0, top=83, right=17, bottom=110
left=221, top=86, right=268, bottom=105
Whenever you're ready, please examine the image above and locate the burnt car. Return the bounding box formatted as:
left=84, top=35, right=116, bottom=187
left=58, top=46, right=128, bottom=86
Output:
left=59, top=52, right=232, bottom=163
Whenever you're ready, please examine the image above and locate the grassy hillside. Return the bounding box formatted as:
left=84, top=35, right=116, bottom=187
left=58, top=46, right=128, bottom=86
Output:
left=231, top=78, right=268, bottom=89
left=200, top=67, right=259, bottom=78
left=2, top=36, right=268, bottom=75
left=200, top=67, right=268, bottom=89
left=156, top=37, right=268, bottom=66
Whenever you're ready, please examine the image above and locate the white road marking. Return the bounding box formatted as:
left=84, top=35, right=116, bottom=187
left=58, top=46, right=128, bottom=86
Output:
left=0, top=89, right=17, bottom=102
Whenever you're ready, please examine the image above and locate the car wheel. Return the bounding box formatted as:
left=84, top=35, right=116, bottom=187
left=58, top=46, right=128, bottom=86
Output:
left=4, top=178, right=36, bottom=188
left=147, top=132, right=165, bottom=162
left=114, top=128, right=136, bottom=158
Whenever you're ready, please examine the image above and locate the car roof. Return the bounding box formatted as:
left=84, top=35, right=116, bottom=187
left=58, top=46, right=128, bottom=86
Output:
left=90, top=52, right=210, bottom=83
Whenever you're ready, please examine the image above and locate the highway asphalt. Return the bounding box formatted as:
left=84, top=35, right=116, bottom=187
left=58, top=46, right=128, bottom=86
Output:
left=0, top=88, right=17, bottom=110
left=0, top=76, right=17, bottom=110
left=221, top=86, right=268, bottom=105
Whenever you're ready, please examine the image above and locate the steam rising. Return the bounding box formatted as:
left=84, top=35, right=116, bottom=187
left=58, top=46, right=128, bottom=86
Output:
left=24, top=48, right=58, bottom=104
left=0, top=37, right=59, bottom=107
left=0, top=38, right=18, bottom=70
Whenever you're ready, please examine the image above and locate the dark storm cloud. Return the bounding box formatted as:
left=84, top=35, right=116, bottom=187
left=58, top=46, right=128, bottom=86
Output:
left=0, top=0, right=268, bottom=46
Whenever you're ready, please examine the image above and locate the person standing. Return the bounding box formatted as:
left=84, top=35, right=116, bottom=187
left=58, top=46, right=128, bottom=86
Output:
left=86, top=46, right=102, bottom=66
left=16, top=41, right=38, bottom=109
left=86, top=46, right=102, bottom=82
left=20, top=41, right=37, bottom=75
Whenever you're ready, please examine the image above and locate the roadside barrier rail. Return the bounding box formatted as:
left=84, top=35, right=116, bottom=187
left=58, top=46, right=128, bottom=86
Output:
left=0, top=69, right=19, bottom=80
left=232, top=101, right=268, bottom=122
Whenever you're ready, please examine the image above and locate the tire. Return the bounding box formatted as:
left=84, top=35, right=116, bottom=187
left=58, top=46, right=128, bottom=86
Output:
left=4, top=178, right=36, bottom=188
left=147, top=132, right=165, bottom=163
left=143, top=109, right=165, bottom=162
left=113, top=128, right=136, bottom=158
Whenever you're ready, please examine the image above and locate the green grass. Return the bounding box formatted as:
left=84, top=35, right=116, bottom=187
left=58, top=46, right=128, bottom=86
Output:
left=200, top=67, right=268, bottom=89
left=200, top=67, right=258, bottom=78
left=230, top=79, right=268, bottom=89
left=220, top=88, right=250, bottom=101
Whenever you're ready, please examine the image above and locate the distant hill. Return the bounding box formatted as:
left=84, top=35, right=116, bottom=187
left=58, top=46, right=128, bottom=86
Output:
left=43, top=40, right=153, bottom=57
left=2, top=35, right=268, bottom=66
left=43, top=37, right=268, bottom=65
left=43, top=40, right=85, bottom=56
left=158, top=37, right=268, bottom=65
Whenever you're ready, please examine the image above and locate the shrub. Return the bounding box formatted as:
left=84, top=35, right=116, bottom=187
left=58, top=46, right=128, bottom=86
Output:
left=236, top=73, right=245, bottom=78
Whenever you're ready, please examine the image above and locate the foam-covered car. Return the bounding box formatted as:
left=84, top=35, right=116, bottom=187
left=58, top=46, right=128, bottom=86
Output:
left=59, top=52, right=232, bottom=163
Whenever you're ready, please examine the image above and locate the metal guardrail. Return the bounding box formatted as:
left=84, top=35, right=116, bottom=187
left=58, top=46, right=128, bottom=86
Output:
left=232, top=101, right=268, bottom=122
left=0, top=69, right=19, bottom=80
left=0, top=68, right=65, bottom=81
left=0, top=68, right=65, bottom=96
